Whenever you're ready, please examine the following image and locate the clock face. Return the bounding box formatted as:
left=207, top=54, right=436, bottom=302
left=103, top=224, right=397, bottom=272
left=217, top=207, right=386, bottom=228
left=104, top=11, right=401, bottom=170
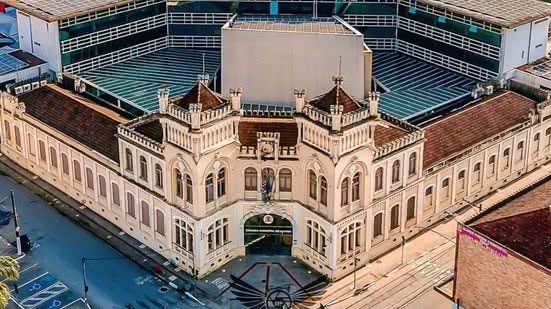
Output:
left=261, top=142, right=274, bottom=154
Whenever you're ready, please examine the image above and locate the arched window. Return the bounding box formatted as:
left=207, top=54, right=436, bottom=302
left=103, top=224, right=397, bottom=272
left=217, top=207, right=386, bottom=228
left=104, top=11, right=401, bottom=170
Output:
left=61, top=153, right=69, bottom=176
left=155, top=164, right=163, bottom=188
left=406, top=197, right=416, bottom=220
left=308, top=170, right=317, bottom=199
left=49, top=147, right=58, bottom=169
left=320, top=176, right=328, bottom=206
left=245, top=167, right=257, bottom=191
left=340, top=222, right=362, bottom=255
left=217, top=168, right=226, bottom=197
left=261, top=168, right=275, bottom=193
left=126, top=192, right=136, bottom=219
left=98, top=175, right=107, bottom=198
left=488, top=155, right=496, bottom=176
left=27, top=133, right=35, bottom=155
left=174, top=218, right=194, bottom=253
left=503, top=148, right=511, bottom=169
left=14, top=126, right=21, bottom=147
left=85, top=168, right=94, bottom=190
left=3, top=120, right=11, bottom=142
left=186, top=174, right=193, bottom=203
left=533, top=133, right=540, bottom=154
left=125, top=149, right=133, bottom=172
left=473, top=162, right=482, bottom=184
left=73, top=160, right=82, bottom=182
left=441, top=178, right=450, bottom=200
left=408, top=153, right=417, bottom=176
left=424, top=187, right=434, bottom=209
left=175, top=169, right=183, bottom=199
left=38, top=140, right=46, bottom=162
left=390, top=205, right=400, bottom=230
left=373, top=213, right=383, bottom=238
left=155, top=209, right=165, bottom=236
left=392, top=160, right=400, bottom=183
left=279, top=168, right=292, bottom=192
left=457, top=170, right=466, bottom=192
left=352, top=172, right=360, bottom=202
left=141, top=201, right=150, bottom=227
left=375, top=167, right=384, bottom=191
left=516, top=141, right=524, bottom=161
left=306, top=220, right=327, bottom=256
left=207, top=218, right=229, bottom=252
left=205, top=173, right=214, bottom=203
left=546, top=128, right=551, bottom=146
left=111, top=183, right=120, bottom=207
left=139, top=156, right=147, bottom=180
left=341, top=178, right=349, bottom=207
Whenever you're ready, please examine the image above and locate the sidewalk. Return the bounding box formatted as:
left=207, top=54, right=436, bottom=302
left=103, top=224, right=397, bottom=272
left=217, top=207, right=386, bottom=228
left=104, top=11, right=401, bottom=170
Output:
left=0, top=154, right=219, bottom=308
left=320, top=163, right=551, bottom=307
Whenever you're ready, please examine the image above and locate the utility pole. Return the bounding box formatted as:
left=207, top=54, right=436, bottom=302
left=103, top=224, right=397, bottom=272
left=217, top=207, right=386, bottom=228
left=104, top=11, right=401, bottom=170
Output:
left=82, top=258, right=89, bottom=306
left=352, top=249, right=360, bottom=290
left=400, top=236, right=406, bottom=265
left=10, top=190, right=22, bottom=256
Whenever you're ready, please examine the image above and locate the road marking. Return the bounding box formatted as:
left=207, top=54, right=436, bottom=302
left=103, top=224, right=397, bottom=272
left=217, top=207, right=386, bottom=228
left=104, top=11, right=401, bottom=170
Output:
left=19, top=272, right=49, bottom=289
left=21, top=281, right=68, bottom=308
left=19, top=263, right=39, bottom=275
left=60, top=298, right=87, bottom=309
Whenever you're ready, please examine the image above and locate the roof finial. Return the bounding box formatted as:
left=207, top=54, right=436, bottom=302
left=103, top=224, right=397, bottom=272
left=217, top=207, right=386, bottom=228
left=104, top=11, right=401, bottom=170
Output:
left=332, top=56, right=344, bottom=86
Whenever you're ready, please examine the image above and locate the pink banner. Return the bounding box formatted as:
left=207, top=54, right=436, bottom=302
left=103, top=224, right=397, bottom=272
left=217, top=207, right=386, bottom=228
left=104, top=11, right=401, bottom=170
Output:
left=458, top=225, right=508, bottom=257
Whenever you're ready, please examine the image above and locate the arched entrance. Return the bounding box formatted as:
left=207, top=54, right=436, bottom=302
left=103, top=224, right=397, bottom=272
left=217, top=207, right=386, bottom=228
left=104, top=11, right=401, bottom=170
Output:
left=244, top=214, right=293, bottom=255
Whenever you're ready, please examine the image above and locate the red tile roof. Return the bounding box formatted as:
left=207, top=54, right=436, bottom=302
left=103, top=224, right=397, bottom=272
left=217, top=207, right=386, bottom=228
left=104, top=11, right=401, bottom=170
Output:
left=239, top=118, right=298, bottom=147
left=472, top=207, right=551, bottom=270
left=175, top=82, right=228, bottom=112
left=423, top=91, right=536, bottom=168
left=310, top=85, right=361, bottom=114
left=134, top=119, right=163, bottom=143
left=374, top=123, right=409, bottom=147
left=19, top=86, right=123, bottom=162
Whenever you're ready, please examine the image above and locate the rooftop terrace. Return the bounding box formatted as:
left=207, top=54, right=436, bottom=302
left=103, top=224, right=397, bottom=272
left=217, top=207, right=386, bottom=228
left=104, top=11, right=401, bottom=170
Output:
left=226, top=15, right=356, bottom=35
left=374, top=52, right=476, bottom=122
left=412, top=0, right=551, bottom=28
left=77, top=48, right=220, bottom=113
left=1, top=0, right=139, bottom=22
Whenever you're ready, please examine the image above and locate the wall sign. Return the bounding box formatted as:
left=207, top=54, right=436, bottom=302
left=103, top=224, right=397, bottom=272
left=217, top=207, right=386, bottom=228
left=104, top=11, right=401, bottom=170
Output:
left=458, top=225, right=508, bottom=257
left=263, top=214, right=274, bottom=224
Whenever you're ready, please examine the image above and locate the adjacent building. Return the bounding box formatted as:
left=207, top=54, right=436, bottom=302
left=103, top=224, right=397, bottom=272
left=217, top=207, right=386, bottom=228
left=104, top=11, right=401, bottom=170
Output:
left=453, top=179, right=551, bottom=309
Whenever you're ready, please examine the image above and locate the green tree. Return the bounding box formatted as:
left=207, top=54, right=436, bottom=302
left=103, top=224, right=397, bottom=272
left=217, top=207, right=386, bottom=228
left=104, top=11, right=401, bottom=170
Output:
left=0, top=256, right=19, bottom=309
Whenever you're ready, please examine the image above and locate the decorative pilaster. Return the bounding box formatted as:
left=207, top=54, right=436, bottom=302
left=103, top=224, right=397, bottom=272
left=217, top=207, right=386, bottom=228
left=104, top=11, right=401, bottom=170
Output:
left=189, top=103, right=202, bottom=130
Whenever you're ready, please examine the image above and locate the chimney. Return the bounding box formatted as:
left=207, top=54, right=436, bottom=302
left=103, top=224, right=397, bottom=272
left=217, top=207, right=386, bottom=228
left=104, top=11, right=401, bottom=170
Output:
left=189, top=103, right=202, bottom=130
left=230, top=88, right=242, bottom=112
left=294, top=88, right=306, bottom=113
left=363, top=47, right=373, bottom=98
left=158, top=88, right=170, bottom=114
left=330, top=104, right=343, bottom=132
left=369, top=92, right=380, bottom=117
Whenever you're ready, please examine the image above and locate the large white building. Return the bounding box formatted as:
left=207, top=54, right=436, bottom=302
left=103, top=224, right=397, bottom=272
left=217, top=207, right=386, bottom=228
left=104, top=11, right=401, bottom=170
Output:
left=2, top=76, right=551, bottom=280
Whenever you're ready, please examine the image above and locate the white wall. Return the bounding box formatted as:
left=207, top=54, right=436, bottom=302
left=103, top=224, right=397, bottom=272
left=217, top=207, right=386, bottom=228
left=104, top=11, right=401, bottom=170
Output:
left=222, top=28, right=365, bottom=106
left=16, top=10, right=61, bottom=73
left=501, top=18, right=550, bottom=75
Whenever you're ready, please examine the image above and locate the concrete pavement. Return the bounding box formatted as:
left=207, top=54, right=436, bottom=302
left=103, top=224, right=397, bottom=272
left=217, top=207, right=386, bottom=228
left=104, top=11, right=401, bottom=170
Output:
left=318, top=162, right=551, bottom=308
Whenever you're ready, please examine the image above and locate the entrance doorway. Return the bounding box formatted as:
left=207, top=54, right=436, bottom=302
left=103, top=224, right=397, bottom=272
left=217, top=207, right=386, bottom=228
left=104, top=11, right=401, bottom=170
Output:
left=244, top=214, right=292, bottom=256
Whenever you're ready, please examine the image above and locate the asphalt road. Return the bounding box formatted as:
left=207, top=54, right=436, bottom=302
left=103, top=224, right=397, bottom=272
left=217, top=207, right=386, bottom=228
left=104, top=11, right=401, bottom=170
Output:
left=0, top=174, right=201, bottom=309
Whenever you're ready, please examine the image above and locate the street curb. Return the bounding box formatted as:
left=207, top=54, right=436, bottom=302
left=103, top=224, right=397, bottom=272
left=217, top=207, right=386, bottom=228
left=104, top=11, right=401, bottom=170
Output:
left=0, top=156, right=212, bottom=306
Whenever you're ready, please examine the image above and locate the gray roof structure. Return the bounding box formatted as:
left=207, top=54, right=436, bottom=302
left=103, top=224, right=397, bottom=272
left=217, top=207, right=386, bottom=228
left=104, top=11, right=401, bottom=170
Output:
left=0, top=0, right=137, bottom=22
left=416, top=0, right=551, bottom=28
left=225, top=16, right=358, bottom=35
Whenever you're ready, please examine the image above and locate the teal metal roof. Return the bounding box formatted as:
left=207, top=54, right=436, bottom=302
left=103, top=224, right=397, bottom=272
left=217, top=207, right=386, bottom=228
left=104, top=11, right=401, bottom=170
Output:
left=374, top=52, right=476, bottom=121
left=79, top=48, right=221, bottom=112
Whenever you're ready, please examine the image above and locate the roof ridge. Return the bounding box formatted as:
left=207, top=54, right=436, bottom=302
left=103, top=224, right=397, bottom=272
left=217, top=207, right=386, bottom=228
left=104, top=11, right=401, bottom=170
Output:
left=424, top=90, right=513, bottom=128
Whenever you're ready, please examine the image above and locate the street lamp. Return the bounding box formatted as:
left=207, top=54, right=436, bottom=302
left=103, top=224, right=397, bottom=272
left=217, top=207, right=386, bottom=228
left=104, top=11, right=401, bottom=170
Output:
left=10, top=190, right=22, bottom=256
left=462, top=198, right=482, bottom=213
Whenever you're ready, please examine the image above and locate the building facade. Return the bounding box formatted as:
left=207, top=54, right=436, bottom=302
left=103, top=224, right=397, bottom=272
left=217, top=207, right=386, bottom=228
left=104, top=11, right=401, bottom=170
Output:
left=454, top=208, right=551, bottom=309
left=2, top=77, right=551, bottom=280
